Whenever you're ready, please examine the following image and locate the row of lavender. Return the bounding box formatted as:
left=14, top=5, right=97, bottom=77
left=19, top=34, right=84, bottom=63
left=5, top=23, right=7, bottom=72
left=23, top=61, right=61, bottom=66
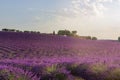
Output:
left=0, top=32, right=120, bottom=80
left=0, top=32, right=120, bottom=58
left=0, top=57, right=120, bottom=80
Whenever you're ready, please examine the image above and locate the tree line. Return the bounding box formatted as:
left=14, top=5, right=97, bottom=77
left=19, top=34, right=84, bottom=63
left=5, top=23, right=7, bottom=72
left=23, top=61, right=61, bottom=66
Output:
left=1, top=28, right=97, bottom=40
left=2, top=28, right=40, bottom=34
left=57, top=30, right=97, bottom=40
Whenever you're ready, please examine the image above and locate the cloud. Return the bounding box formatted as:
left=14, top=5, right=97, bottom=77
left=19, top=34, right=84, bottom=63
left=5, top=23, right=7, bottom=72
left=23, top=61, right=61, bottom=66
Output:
left=62, top=0, right=112, bottom=17
left=60, top=0, right=119, bottom=17
left=28, top=0, right=120, bottom=19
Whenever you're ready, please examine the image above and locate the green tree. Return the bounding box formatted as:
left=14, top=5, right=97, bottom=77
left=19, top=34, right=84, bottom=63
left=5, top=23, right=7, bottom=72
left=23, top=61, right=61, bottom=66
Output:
left=2, top=28, right=9, bottom=31
left=53, top=31, right=55, bottom=35
left=118, top=37, right=120, bottom=42
left=92, top=37, right=97, bottom=40
left=86, top=36, right=91, bottom=40
left=58, top=30, right=71, bottom=36
left=71, top=31, right=77, bottom=36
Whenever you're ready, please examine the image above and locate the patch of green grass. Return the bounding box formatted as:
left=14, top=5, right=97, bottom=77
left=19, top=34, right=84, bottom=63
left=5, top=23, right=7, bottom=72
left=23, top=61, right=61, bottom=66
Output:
left=45, top=65, right=57, bottom=74
left=105, top=68, right=120, bottom=80
left=9, top=74, right=15, bottom=80
left=89, top=63, right=107, bottom=74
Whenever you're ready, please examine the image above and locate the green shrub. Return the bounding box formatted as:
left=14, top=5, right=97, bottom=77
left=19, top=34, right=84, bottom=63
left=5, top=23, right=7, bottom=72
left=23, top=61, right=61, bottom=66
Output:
left=105, top=68, right=120, bottom=80
left=45, top=65, right=57, bottom=74
left=118, top=37, right=120, bottom=42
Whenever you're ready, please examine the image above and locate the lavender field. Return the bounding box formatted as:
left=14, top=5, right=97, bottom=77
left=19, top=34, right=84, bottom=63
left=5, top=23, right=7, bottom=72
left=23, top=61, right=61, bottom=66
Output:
left=0, top=31, right=120, bottom=80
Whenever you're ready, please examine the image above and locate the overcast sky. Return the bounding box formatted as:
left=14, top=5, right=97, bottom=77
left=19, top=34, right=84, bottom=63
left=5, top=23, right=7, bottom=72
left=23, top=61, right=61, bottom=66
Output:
left=0, top=0, right=120, bottom=39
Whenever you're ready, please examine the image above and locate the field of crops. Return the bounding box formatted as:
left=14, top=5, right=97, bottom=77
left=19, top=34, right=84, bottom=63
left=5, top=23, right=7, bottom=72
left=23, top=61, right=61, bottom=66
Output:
left=0, top=31, right=120, bottom=80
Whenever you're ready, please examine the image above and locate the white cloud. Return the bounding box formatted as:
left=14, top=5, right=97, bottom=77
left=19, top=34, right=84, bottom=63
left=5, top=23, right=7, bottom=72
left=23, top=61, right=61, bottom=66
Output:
left=63, top=0, right=113, bottom=17
left=59, top=0, right=118, bottom=17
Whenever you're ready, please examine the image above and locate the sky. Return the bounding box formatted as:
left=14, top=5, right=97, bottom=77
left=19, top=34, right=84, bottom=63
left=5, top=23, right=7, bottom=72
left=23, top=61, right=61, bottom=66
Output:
left=0, top=0, right=120, bottom=39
